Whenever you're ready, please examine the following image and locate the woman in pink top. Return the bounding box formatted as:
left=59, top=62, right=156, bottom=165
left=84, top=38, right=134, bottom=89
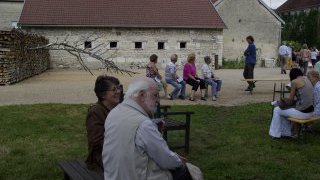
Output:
left=183, top=53, right=206, bottom=101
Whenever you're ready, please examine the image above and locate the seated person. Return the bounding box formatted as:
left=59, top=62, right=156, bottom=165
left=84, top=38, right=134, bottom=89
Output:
left=307, top=70, right=320, bottom=117
left=201, top=56, right=222, bottom=101
left=85, top=75, right=121, bottom=173
left=146, top=54, right=169, bottom=98
left=269, top=68, right=314, bottom=138
left=315, top=60, right=320, bottom=73
left=102, top=78, right=195, bottom=180
left=165, top=54, right=186, bottom=100
left=183, top=53, right=206, bottom=101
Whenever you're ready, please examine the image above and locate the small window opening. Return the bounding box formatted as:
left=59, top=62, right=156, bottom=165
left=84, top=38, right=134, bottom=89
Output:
left=135, top=42, right=142, bottom=49
left=180, top=42, right=187, bottom=49
left=84, top=41, right=92, bottom=49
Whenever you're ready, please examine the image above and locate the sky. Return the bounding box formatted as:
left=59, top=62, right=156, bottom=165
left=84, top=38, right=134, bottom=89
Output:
left=261, top=0, right=288, bottom=9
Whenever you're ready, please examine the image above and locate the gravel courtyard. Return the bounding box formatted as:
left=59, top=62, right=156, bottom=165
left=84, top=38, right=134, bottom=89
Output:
left=0, top=68, right=289, bottom=106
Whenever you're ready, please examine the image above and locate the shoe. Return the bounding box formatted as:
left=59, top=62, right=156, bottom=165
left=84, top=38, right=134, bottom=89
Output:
left=212, top=96, right=217, bottom=101
left=284, top=70, right=287, bottom=74
left=189, top=98, right=195, bottom=101
left=200, top=97, right=206, bottom=101
left=167, top=94, right=173, bottom=100
left=178, top=95, right=185, bottom=100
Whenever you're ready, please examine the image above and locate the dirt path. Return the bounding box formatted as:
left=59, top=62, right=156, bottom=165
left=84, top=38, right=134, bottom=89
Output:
left=0, top=68, right=289, bottom=106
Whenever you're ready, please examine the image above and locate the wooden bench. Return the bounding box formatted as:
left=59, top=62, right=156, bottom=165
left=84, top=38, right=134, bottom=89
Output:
left=58, top=160, right=103, bottom=180
left=288, top=117, right=320, bottom=141
left=156, top=105, right=194, bottom=154
left=241, top=78, right=290, bottom=95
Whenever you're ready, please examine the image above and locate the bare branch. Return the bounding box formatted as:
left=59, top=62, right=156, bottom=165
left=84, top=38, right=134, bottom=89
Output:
left=28, top=37, right=137, bottom=76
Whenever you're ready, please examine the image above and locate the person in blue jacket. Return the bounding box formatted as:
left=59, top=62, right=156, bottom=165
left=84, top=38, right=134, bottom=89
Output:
left=243, top=36, right=256, bottom=91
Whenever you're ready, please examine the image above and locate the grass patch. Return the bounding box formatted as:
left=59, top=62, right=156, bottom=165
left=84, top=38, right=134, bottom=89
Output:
left=221, top=58, right=245, bottom=69
left=1, top=103, right=320, bottom=179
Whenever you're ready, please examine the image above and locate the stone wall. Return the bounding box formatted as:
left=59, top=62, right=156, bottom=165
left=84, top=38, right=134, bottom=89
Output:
left=215, top=0, right=282, bottom=64
left=0, top=2, right=24, bottom=30
left=25, top=27, right=223, bottom=69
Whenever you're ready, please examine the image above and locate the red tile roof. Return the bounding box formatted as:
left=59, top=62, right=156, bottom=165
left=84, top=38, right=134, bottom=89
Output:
left=277, top=0, right=320, bottom=13
left=19, top=0, right=226, bottom=29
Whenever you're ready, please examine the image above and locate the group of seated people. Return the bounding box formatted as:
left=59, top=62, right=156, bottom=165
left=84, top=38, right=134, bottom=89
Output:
left=86, top=75, right=199, bottom=180
left=146, top=53, right=222, bottom=101
left=269, top=68, right=320, bottom=138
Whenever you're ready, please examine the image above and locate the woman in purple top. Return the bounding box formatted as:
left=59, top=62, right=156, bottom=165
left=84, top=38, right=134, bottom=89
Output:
left=183, top=53, right=206, bottom=101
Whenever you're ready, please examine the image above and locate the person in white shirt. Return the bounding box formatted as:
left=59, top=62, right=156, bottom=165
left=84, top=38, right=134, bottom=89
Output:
left=165, top=54, right=186, bottom=100
left=311, top=48, right=318, bottom=67
left=201, top=56, right=222, bottom=101
left=287, top=45, right=293, bottom=68
left=278, top=41, right=290, bottom=74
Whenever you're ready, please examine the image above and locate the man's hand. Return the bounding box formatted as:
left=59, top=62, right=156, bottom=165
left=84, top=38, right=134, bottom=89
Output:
left=178, top=155, right=188, bottom=165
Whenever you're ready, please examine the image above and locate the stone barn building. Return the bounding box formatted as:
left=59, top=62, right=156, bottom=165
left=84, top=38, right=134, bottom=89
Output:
left=19, top=0, right=226, bottom=69
left=213, top=0, right=285, bottom=64
left=0, top=0, right=24, bottom=30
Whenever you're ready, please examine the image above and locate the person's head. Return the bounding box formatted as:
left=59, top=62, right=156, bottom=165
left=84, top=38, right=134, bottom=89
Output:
left=282, top=41, right=287, bottom=46
left=307, top=70, right=320, bottom=85
left=302, top=44, right=308, bottom=49
left=187, top=53, right=196, bottom=64
left=124, top=78, right=159, bottom=115
left=289, top=68, right=304, bottom=81
left=204, top=56, right=212, bottom=65
left=170, top=54, right=178, bottom=64
left=150, top=54, right=158, bottom=63
left=94, top=75, right=121, bottom=106
left=246, top=36, right=254, bottom=44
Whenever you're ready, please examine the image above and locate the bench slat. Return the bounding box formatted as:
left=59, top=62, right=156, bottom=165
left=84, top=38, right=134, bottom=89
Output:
left=68, top=160, right=96, bottom=180
left=76, top=160, right=104, bottom=180
left=241, top=78, right=290, bottom=81
left=288, top=117, right=320, bottom=124
left=58, top=160, right=86, bottom=180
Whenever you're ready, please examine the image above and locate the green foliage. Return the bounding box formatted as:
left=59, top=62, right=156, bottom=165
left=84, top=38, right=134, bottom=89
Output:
left=286, top=40, right=302, bottom=51
left=281, top=10, right=320, bottom=48
left=221, top=57, right=245, bottom=69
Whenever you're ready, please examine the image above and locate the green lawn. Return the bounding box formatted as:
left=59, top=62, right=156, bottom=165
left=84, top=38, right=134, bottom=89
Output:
left=1, top=103, right=320, bottom=180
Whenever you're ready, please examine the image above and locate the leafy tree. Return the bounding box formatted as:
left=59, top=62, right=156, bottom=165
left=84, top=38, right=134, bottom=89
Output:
left=280, top=9, right=320, bottom=48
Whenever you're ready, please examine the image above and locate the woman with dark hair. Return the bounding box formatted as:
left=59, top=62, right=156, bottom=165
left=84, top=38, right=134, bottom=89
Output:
left=243, top=36, right=256, bottom=91
left=85, top=75, right=121, bottom=173
left=146, top=54, right=169, bottom=98
left=269, top=68, right=314, bottom=138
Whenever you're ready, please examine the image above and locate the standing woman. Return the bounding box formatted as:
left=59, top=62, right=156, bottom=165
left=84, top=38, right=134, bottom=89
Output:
left=300, top=44, right=311, bottom=76
left=183, top=53, right=206, bottom=101
left=269, top=68, right=314, bottom=138
left=86, top=75, right=122, bottom=173
left=243, top=36, right=257, bottom=91
left=146, top=54, right=169, bottom=98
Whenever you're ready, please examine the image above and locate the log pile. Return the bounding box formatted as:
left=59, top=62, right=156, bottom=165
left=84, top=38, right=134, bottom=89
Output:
left=0, top=30, right=50, bottom=85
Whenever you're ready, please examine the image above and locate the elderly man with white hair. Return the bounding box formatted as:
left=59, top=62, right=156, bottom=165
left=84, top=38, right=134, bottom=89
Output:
left=102, top=78, right=192, bottom=180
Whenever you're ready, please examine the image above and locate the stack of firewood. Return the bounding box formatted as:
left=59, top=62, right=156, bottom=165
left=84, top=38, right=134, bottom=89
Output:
left=0, top=30, right=50, bottom=85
